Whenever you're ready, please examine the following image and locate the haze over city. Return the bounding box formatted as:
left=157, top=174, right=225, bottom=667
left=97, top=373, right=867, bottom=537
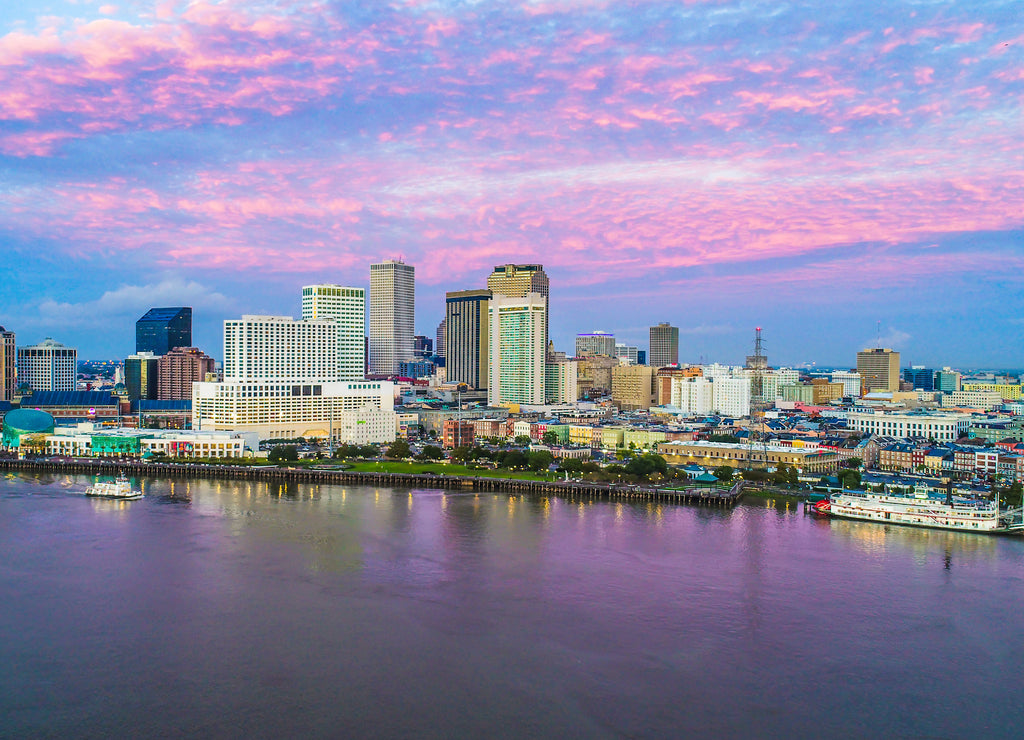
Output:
left=1, top=0, right=1022, bottom=365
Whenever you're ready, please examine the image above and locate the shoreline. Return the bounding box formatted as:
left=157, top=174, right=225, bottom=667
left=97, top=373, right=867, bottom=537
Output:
left=0, top=458, right=748, bottom=508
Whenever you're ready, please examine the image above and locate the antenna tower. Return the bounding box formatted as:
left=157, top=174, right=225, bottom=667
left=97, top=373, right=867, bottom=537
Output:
left=746, top=327, right=771, bottom=471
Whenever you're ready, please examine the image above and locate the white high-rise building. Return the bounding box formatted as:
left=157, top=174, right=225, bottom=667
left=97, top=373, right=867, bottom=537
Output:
left=670, top=375, right=751, bottom=417
left=224, top=316, right=339, bottom=383
left=671, top=376, right=713, bottom=415
left=831, top=371, right=862, bottom=398
left=16, top=338, right=77, bottom=392
left=302, top=284, right=366, bottom=381
left=713, top=376, right=752, bottom=417
left=369, top=260, right=415, bottom=375
left=488, top=293, right=546, bottom=406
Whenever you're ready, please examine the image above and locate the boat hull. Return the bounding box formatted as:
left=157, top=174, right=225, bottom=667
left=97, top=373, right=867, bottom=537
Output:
left=827, top=492, right=1006, bottom=534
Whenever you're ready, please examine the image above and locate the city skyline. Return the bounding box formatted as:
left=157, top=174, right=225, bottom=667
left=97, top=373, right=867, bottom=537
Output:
left=1, top=1, right=1022, bottom=365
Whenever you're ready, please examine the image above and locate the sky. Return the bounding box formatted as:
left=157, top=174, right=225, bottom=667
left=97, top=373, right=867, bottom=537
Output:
left=0, top=0, right=1022, bottom=368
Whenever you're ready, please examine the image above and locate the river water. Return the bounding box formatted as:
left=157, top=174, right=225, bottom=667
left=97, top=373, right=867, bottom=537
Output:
left=2, top=471, right=1023, bottom=738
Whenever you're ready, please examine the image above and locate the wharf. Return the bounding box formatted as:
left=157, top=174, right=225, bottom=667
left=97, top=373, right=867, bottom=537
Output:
left=0, top=459, right=746, bottom=508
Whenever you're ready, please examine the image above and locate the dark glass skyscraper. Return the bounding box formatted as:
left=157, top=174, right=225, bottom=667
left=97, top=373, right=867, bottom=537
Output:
left=136, top=307, right=192, bottom=355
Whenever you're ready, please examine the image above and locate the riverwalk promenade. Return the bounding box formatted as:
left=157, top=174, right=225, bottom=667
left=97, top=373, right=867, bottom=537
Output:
left=1, top=459, right=747, bottom=508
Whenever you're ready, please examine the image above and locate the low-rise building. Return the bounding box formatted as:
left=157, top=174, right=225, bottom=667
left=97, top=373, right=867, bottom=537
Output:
left=442, top=419, right=475, bottom=448
left=656, top=440, right=838, bottom=473
left=45, top=426, right=249, bottom=458
left=847, top=410, right=969, bottom=442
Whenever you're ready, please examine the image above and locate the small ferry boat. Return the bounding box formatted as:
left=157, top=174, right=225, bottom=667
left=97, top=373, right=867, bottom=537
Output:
left=827, top=487, right=1005, bottom=533
left=85, top=474, right=143, bottom=500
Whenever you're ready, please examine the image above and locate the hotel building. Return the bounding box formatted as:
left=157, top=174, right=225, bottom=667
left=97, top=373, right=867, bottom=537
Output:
left=302, top=284, right=366, bottom=381
left=16, top=338, right=77, bottom=392
left=488, top=293, right=546, bottom=406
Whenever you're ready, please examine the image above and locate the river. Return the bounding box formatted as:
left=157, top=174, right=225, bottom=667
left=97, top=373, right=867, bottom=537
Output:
left=2, top=471, right=1023, bottom=738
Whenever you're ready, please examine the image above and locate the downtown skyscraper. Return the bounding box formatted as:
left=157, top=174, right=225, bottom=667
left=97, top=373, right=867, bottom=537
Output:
left=136, top=307, right=192, bottom=355
left=445, top=289, right=491, bottom=390
left=486, top=264, right=549, bottom=353
left=302, top=284, right=366, bottom=381
left=649, top=322, right=679, bottom=367
left=488, top=292, right=547, bottom=406
left=369, top=260, right=415, bottom=375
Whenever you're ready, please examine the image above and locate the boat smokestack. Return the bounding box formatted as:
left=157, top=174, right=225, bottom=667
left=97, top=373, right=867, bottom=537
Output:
left=945, top=479, right=953, bottom=508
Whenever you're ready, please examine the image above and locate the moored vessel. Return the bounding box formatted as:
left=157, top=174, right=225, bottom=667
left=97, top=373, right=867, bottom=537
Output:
left=85, top=473, right=143, bottom=500
left=826, top=486, right=1009, bottom=533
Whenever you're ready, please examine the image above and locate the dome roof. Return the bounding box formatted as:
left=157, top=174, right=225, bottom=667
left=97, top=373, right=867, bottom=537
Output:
left=2, top=408, right=56, bottom=434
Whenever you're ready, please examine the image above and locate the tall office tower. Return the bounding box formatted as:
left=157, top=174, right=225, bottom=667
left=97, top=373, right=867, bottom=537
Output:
left=124, top=352, right=160, bottom=401
left=302, top=284, right=366, bottom=381
left=413, top=336, right=433, bottom=358
left=856, top=348, right=901, bottom=393
left=158, top=347, right=215, bottom=400
left=649, top=322, right=679, bottom=367
left=487, top=264, right=550, bottom=353
left=369, top=260, right=415, bottom=375
left=435, top=319, right=446, bottom=359
left=0, top=326, right=14, bottom=402
left=224, top=315, right=339, bottom=382
left=575, top=331, right=616, bottom=357
left=136, top=307, right=192, bottom=355
left=446, top=289, right=491, bottom=389
left=16, top=338, right=77, bottom=392
left=488, top=293, right=546, bottom=406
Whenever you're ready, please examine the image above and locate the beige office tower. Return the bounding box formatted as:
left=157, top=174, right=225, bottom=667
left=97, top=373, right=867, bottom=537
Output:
left=369, top=260, right=415, bottom=375
left=0, top=326, right=14, bottom=401
left=649, top=322, right=679, bottom=367
left=856, top=348, right=901, bottom=393
left=487, top=264, right=550, bottom=353
left=445, top=289, right=491, bottom=390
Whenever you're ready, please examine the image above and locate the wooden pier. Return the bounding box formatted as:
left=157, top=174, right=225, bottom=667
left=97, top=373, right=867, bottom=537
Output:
left=0, top=459, right=747, bottom=508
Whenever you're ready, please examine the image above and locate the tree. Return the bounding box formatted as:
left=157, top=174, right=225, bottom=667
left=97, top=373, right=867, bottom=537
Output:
left=625, top=454, right=668, bottom=479
left=386, top=439, right=411, bottom=459
left=542, top=430, right=559, bottom=446
left=527, top=449, right=555, bottom=472
left=843, top=457, right=863, bottom=470
left=514, top=435, right=532, bottom=446
left=709, top=434, right=742, bottom=444
left=269, top=445, right=299, bottom=463
left=420, top=445, right=444, bottom=460
left=450, top=445, right=473, bottom=463
left=787, top=465, right=799, bottom=488
left=1004, top=482, right=1023, bottom=507
left=503, top=452, right=528, bottom=468
left=559, top=458, right=585, bottom=474
left=837, top=469, right=861, bottom=490
left=713, top=465, right=734, bottom=483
